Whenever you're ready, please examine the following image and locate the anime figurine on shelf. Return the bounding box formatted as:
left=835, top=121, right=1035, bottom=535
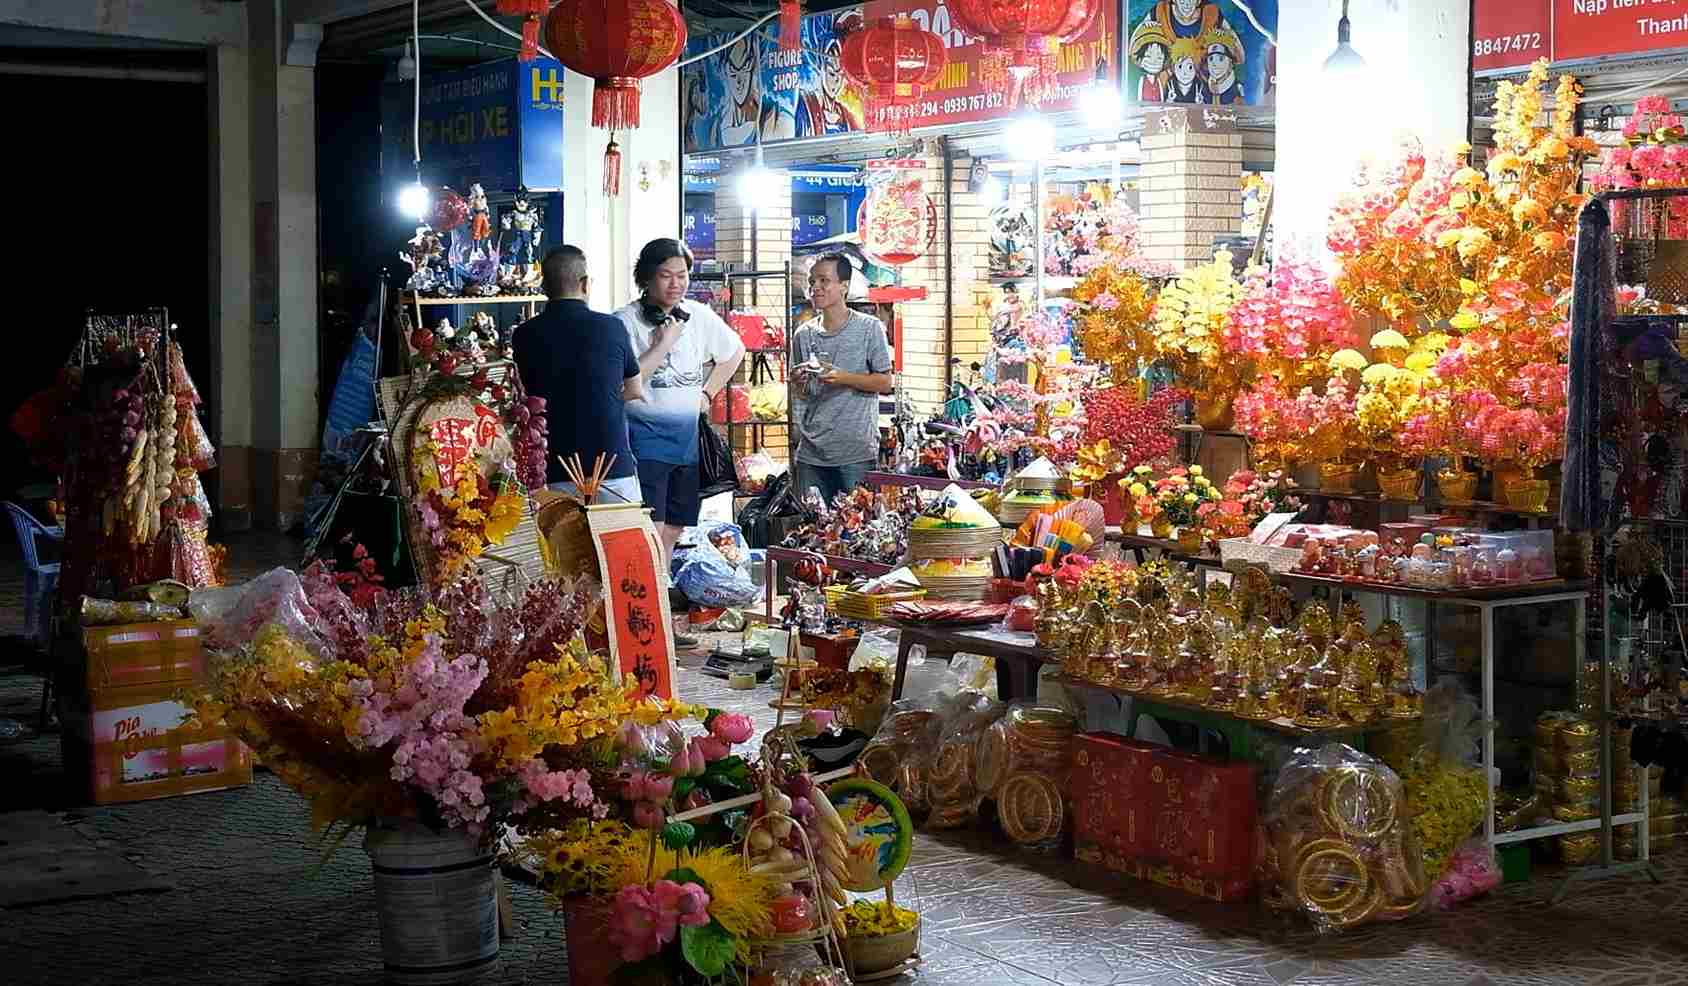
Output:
left=402, top=225, right=446, bottom=292
left=468, top=183, right=491, bottom=248
left=509, top=186, right=541, bottom=267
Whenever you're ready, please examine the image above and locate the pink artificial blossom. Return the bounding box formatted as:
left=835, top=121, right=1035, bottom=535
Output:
left=709, top=712, right=755, bottom=745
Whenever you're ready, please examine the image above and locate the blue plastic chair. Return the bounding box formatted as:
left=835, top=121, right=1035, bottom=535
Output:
left=4, top=501, right=61, bottom=727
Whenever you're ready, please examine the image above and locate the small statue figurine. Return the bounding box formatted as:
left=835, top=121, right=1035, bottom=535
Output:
left=1294, top=645, right=1344, bottom=729
left=468, top=183, right=491, bottom=246
left=508, top=185, right=541, bottom=267
left=1375, top=620, right=1423, bottom=719
left=1033, top=580, right=1061, bottom=650
left=1334, top=640, right=1384, bottom=724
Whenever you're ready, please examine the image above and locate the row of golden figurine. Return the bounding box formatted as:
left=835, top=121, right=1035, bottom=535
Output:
left=1032, top=572, right=1424, bottom=728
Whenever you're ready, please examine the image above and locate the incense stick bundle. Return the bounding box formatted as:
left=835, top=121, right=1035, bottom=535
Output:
left=558, top=452, right=617, bottom=503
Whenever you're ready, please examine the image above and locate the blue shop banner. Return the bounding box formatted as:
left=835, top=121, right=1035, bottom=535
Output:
left=684, top=208, right=717, bottom=257
left=793, top=213, right=833, bottom=247
left=382, top=57, right=565, bottom=194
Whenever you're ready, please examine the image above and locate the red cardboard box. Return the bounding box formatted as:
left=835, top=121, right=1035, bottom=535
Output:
left=1070, top=733, right=1258, bottom=902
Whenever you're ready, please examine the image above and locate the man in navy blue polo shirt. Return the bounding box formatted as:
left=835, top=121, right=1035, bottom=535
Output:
left=513, top=245, right=644, bottom=503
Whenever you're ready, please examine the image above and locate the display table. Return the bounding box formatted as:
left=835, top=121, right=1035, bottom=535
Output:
left=1104, top=527, right=1221, bottom=566
left=879, top=622, right=1050, bottom=702
left=761, top=546, right=894, bottom=621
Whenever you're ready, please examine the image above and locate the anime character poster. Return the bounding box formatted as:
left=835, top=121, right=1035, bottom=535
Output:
left=681, top=7, right=867, bottom=153
left=1125, top=0, right=1276, bottom=106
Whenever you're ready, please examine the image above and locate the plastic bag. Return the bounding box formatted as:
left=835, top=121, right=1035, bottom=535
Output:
left=1428, top=837, right=1502, bottom=909
left=859, top=698, right=945, bottom=815
left=674, top=523, right=759, bottom=608
left=849, top=628, right=900, bottom=672
left=1262, top=743, right=1427, bottom=932
left=923, top=693, right=1005, bottom=830
left=735, top=451, right=783, bottom=494
left=697, top=414, right=737, bottom=498
left=1399, top=681, right=1490, bottom=881
left=188, top=567, right=332, bottom=657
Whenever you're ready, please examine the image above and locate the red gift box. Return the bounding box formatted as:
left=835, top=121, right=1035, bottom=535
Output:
left=709, top=384, right=751, bottom=424
left=1071, top=732, right=1159, bottom=862
left=1069, top=733, right=1258, bottom=902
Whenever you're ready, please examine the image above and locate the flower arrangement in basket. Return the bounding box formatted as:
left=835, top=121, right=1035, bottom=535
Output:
left=1592, top=94, right=1688, bottom=238
left=1149, top=466, right=1221, bottom=532
left=522, top=710, right=780, bottom=983
left=1152, top=250, right=1248, bottom=423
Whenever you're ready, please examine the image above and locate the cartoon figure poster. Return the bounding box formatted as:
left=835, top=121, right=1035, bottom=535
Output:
left=682, top=7, right=866, bottom=152
left=1125, top=0, right=1277, bottom=107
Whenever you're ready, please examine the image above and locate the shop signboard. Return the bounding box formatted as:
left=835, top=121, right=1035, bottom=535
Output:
left=1472, top=0, right=1551, bottom=74
left=1469, top=0, right=1688, bottom=73
left=682, top=0, right=1120, bottom=151
left=1551, top=0, right=1688, bottom=64
left=859, top=0, right=1120, bottom=129
left=684, top=207, right=717, bottom=258
left=380, top=57, right=566, bottom=193
left=683, top=6, right=868, bottom=152
left=1123, top=0, right=1276, bottom=106
left=793, top=212, right=834, bottom=246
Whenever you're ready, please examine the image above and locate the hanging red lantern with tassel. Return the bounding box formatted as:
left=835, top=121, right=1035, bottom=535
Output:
left=496, top=0, right=550, bottom=60
left=942, top=0, right=1101, bottom=107
left=543, top=0, right=688, bottom=130
left=779, top=0, right=803, bottom=51
left=839, top=15, right=947, bottom=135
left=544, top=0, right=686, bottom=196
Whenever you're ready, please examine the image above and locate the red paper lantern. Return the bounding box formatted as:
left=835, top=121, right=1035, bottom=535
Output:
left=543, top=0, right=688, bottom=131
left=944, top=0, right=1102, bottom=104
left=839, top=15, right=948, bottom=134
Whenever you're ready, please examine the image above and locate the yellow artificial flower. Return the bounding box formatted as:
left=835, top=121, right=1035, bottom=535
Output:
left=1449, top=309, right=1479, bottom=331
left=1451, top=166, right=1484, bottom=188
left=1129, top=482, right=1148, bottom=497
left=1361, top=363, right=1401, bottom=386
left=1330, top=349, right=1368, bottom=372
left=1511, top=198, right=1547, bottom=225
left=1404, top=351, right=1437, bottom=372
left=1133, top=464, right=1153, bottom=476
left=1455, top=228, right=1492, bottom=262
left=1189, top=465, right=1203, bottom=477
left=1183, top=492, right=1198, bottom=504
left=1369, top=329, right=1410, bottom=350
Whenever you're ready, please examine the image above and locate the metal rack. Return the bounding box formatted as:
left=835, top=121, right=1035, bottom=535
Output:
left=694, top=264, right=795, bottom=458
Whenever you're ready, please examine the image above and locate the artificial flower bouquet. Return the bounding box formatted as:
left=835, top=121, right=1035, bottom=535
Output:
left=1221, top=469, right=1303, bottom=528
left=1151, top=466, right=1221, bottom=531
left=186, top=562, right=700, bottom=840
left=1070, top=386, right=1189, bottom=487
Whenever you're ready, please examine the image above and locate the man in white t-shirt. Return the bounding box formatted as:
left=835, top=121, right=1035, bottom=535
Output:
left=615, top=238, right=746, bottom=569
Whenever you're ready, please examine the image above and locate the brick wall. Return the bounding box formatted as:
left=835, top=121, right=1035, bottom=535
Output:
left=1138, top=107, right=1245, bottom=270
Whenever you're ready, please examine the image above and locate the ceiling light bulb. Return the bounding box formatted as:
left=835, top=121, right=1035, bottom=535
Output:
left=1080, top=83, right=1123, bottom=128
left=398, top=181, right=430, bottom=220
left=397, top=41, right=417, bottom=81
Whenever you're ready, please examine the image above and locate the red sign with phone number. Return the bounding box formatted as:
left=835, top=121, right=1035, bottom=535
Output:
left=1475, top=0, right=1688, bottom=74
left=1473, top=0, right=1550, bottom=74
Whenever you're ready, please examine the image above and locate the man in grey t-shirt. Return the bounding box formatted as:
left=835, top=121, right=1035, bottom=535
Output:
left=791, top=253, right=894, bottom=505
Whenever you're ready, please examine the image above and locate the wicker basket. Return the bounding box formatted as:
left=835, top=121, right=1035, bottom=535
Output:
left=535, top=495, right=599, bottom=578
left=824, top=586, right=928, bottom=620
left=909, top=525, right=1003, bottom=560
left=1218, top=537, right=1301, bottom=573
left=915, top=576, right=992, bottom=602
left=843, top=917, right=920, bottom=976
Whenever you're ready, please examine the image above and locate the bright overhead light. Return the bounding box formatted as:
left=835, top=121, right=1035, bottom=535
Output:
left=980, top=176, right=1004, bottom=207
left=1080, top=82, right=1123, bottom=128
left=1005, top=115, right=1055, bottom=161
left=1323, top=0, right=1366, bottom=76
left=397, top=40, right=416, bottom=81
left=737, top=147, right=785, bottom=201
left=398, top=181, right=430, bottom=220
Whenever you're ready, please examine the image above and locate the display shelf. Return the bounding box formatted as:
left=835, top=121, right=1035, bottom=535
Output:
left=405, top=292, right=543, bottom=303
left=1054, top=675, right=1410, bottom=739
left=862, top=471, right=996, bottom=492
left=1493, top=812, right=1650, bottom=846
left=1297, top=488, right=1556, bottom=519
left=1276, top=572, right=1587, bottom=602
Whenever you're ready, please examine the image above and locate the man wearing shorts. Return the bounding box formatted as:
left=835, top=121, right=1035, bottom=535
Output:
left=616, top=238, right=746, bottom=566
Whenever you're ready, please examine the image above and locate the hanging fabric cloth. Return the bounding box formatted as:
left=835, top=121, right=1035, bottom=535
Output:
left=1560, top=197, right=1613, bottom=532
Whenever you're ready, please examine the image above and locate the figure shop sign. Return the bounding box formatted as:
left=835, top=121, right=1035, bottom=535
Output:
left=588, top=507, right=679, bottom=701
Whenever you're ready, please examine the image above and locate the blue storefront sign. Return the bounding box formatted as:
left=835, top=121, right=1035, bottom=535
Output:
left=684, top=208, right=717, bottom=257
left=793, top=213, right=832, bottom=247
left=382, top=57, right=565, bottom=193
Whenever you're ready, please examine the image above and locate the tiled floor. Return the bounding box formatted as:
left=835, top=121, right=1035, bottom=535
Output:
left=1, top=532, right=1685, bottom=985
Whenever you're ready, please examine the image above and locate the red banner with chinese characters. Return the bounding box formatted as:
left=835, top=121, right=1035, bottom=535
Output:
left=1552, top=0, right=1688, bottom=63
left=861, top=0, right=1118, bottom=129
left=1473, top=0, right=1551, bottom=74
left=597, top=526, right=675, bottom=701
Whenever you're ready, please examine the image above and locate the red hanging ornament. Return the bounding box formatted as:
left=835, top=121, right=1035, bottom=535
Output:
left=603, top=136, right=623, bottom=197
left=838, top=15, right=947, bottom=135
left=544, top=0, right=687, bottom=130
left=779, top=0, right=803, bottom=51
left=942, top=0, right=1101, bottom=106
left=499, top=0, right=551, bottom=61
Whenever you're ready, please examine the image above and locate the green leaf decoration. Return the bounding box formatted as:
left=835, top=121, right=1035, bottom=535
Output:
left=680, top=919, right=736, bottom=977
